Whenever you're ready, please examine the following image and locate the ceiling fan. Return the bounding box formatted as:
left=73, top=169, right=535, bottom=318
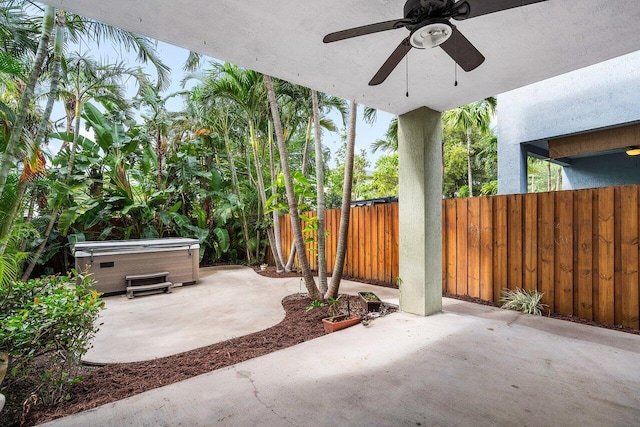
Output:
left=323, top=0, right=548, bottom=86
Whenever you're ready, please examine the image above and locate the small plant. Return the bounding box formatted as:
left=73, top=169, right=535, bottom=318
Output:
left=260, top=263, right=268, bottom=271
left=0, top=269, right=103, bottom=406
left=361, top=292, right=380, bottom=301
left=500, top=288, right=547, bottom=316
left=305, top=299, right=325, bottom=312
left=327, top=295, right=342, bottom=319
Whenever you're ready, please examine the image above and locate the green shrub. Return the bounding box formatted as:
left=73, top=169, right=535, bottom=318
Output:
left=500, top=288, right=547, bottom=316
left=0, top=270, right=103, bottom=405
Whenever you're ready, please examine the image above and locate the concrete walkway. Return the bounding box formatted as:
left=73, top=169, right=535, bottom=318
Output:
left=83, top=266, right=400, bottom=364
left=46, top=278, right=640, bottom=426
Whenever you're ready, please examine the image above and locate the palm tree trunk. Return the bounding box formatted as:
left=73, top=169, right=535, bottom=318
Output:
left=248, top=123, right=282, bottom=269
left=312, top=90, right=327, bottom=294
left=267, top=123, right=285, bottom=271
left=0, top=6, right=55, bottom=202
left=22, top=204, right=58, bottom=280
left=24, top=94, right=82, bottom=279
left=224, top=133, right=252, bottom=264
left=264, top=75, right=320, bottom=300
left=546, top=161, right=552, bottom=192
left=326, top=101, right=357, bottom=299
left=0, top=17, right=64, bottom=254
left=156, top=128, right=163, bottom=190
left=466, top=127, right=473, bottom=197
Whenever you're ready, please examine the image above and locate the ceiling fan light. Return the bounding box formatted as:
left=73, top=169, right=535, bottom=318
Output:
left=626, top=146, right=640, bottom=156
left=409, top=22, right=452, bottom=49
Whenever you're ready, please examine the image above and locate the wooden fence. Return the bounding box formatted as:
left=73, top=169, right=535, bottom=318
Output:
left=444, top=185, right=640, bottom=330
left=277, top=203, right=399, bottom=285
left=277, top=184, right=640, bottom=329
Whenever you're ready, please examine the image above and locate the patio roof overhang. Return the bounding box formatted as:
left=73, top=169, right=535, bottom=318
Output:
left=38, top=0, right=640, bottom=114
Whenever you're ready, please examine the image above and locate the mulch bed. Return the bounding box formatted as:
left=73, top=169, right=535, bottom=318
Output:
left=5, top=292, right=385, bottom=427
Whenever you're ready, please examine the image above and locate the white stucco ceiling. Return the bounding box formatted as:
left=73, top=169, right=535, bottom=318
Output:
left=40, top=0, right=640, bottom=115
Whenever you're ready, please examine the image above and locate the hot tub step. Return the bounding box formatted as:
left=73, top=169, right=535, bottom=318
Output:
left=126, top=281, right=172, bottom=299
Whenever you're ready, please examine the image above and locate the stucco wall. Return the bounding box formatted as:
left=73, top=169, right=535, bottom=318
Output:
left=498, top=51, right=640, bottom=194
left=562, top=153, right=640, bottom=190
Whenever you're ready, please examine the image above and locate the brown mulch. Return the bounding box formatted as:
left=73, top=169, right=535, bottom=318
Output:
left=6, top=292, right=387, bottom=427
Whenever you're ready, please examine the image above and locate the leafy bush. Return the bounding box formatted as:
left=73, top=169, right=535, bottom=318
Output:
left=500, top=288, right=547, bottom=316
left=0, top=270, right=103, bottom=405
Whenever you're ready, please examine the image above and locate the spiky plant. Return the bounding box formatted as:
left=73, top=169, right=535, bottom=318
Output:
left=500, top=288, right=547, bottom=316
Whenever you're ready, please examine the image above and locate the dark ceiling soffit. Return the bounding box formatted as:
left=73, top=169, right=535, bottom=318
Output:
left=524, top=143, right=572, bottom=166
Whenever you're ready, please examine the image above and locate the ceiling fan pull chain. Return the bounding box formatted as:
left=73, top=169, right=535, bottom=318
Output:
left=454, top=61, right=458, bottom=87
left=406, top=55, right=409, bottom=97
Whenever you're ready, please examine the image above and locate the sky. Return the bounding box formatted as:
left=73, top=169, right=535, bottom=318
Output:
left=61, top=38, right=395, bottom=169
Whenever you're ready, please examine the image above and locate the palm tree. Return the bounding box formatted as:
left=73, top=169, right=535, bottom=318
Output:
left=311, top=90, right=327, bottom=293
left=443, top=97, right=496, bottom=197
left=188, top=86, right=254, bottom=263
left=206, top=63, right=285, bottom=270
left=264, top=75, right=321, bottom=300
left=326, top=101, right=358, bottom=299
left=22, top=57, right=145, bottom=279
left=370, top=117, right=398, bottom=154
left=0, top=5, right=54, bottom=200
left=274, top=83, right=346, bottom=273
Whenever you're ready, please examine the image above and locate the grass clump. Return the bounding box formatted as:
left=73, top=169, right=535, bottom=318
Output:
left=500, top=288, right=547, bottom=316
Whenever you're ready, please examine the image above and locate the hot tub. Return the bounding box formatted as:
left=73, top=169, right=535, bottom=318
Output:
left=74, top=238, right=199, bottom=295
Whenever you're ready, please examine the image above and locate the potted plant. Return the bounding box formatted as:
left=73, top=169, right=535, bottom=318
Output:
left=322, top=295, right=361, bottom=333
left=260, top=263, right=268, bottom=271
left=358, top=291, right=383, bottom=312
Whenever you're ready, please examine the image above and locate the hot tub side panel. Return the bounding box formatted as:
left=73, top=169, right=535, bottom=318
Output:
left=76, top=248, right=198, bottom=294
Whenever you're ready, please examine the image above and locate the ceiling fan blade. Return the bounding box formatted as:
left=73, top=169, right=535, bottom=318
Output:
left=369, top=37, right=412, bottom=86
left=439, top=27, right=485, bottom=72
left=323, top=19, right=409, bottom=43
left=453, top=0, right=548, bottom=20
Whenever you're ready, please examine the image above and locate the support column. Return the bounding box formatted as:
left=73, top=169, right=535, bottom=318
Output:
left=398, top=107, right=442, bottom=316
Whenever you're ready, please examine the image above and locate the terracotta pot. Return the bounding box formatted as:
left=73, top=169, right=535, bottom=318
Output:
left=322, top=315, right=361, bottom=333
left=358, top=292, right=382, bottom=312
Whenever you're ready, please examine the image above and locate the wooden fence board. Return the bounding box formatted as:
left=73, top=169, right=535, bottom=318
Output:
left=538, top=192, right=555, bottom=312
left=391, top=203, right=399, bottom=283
left=524, top=194, right=538, bottom=292
left=596, top=187, right=615, bottom=324
left=358, top=208, right=365, bottom=280
left=576, top=190, right=594, bottom=319
left=467, top=198, right=481, bottom=298
left=378, top=206, right=386, bottom=281
left=456, top=199, right=469, bottom=296
left=555, top=191, right=574, bottom=315
left=444, top=200, right=458, bottom=295
left=493, top=196, right=508, bottom=303
left=480, top=197, right=494, bottom=302
left=620, top=186, right=639, bottom=329
left=507, top=194, right=523, bottom=290
left=614, top=187, right=623, bottom=326
left=372, top=206, right=380, bottom=281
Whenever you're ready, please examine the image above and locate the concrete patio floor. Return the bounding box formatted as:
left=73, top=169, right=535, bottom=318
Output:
left=83, top=265, right=400, bottom=364
left=45, top=266, right=640, bottom=426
